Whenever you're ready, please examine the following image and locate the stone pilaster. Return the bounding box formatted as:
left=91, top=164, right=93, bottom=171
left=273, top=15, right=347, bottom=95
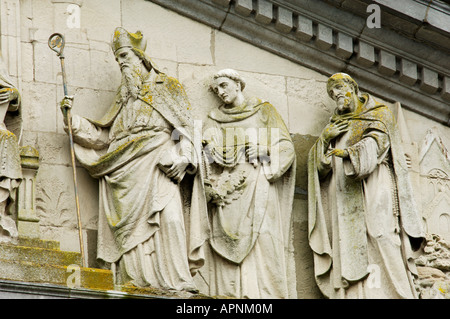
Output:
left=16, top=145, right=40, bottom=239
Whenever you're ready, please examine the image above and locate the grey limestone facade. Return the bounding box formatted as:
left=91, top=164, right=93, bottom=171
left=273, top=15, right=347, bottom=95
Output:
left=0, top=0, right=448, bottom=299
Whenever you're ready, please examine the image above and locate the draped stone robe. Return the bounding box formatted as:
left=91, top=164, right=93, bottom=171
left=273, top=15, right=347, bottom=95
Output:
left=69, top=70, right=208, bottom=291
left=200, top=97, right=297, bottom=298
left=0, top=67, right=22, bottom=242
left=308, top=94, right=424, bottom=298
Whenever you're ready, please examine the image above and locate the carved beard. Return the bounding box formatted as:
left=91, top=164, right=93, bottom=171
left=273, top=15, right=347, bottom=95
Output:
left=336, top=95, right=355, bottom=114
left=120, top=61, right=144, bottom=102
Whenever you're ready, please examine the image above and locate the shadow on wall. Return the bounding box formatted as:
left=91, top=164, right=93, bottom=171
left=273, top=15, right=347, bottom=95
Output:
left=291, top=133, right=324, bottom=299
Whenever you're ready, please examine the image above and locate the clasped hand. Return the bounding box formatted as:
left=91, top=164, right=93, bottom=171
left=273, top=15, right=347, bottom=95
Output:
left=60, top=95, right=74, bottom=125
left=0, top=88, right=19, bottom=104
left=245, top=143, right=270, bottom=165
left=164, top=156, right=190, bottom=184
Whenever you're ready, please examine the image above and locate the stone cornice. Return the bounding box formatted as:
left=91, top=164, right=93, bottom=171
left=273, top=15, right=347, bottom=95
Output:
left=147, top=0, right=450, bottom=126
left=0, top=279, right=160, bottom=299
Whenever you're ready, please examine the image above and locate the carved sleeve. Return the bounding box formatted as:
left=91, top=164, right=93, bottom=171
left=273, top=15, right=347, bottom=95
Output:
left=261, top=104, right=296, bottom=182
left=316, top=136, right=333, bottom=179
left=178, top=132, right=197, bottom=174
left=70, top=115, right=110, bottom=150
left=345, top=129, right=390, bottom=179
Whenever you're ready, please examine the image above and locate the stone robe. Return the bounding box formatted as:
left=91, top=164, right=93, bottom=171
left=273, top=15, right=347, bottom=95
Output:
left=200, top=97, right=297, bottom=298
left=308, top=94, right=424, bottom=298
left=70, top=70, right=208, bottom=291
left=0, top=64, right=22, bottom=242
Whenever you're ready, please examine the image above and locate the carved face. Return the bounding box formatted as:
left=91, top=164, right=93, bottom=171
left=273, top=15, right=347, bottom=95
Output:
left=115, top=47, right=144, bottom=100
left=115, top=47, right=141, bottom=71
left=213, top=77, right=241, bottom=105
left=329, top=81, right=357, bottom=114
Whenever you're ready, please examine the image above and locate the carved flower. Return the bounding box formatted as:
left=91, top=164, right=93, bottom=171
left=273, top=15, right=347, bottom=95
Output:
left=204, top=168, right=247, bottom=207
left=36, top=181, right=76, bottom=228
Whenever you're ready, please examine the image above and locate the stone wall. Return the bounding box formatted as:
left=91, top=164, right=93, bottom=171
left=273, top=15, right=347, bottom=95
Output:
left=4, top=0, right=450, bottom=298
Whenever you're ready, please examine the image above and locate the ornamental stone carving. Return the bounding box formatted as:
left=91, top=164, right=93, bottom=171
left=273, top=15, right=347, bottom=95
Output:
left=198, top=68, right=297, bottom=298
left=308, top=73, right=425, bottom=298
left=415, top=234, right=450, bottom=299
left=59, top=27, right=208, bottom=293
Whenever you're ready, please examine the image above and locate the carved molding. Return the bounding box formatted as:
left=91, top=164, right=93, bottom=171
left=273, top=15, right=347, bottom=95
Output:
left=50, top=0, right=83, bottom=5
left=420, top=129, right=450, bottom=167
left=418, top=128, right=450, bottom=242
left=147, top=0, right=450, bottom=126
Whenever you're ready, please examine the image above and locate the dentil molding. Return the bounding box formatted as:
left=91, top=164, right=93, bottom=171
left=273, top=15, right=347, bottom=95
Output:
left=147, top=0, right=450, bottom=126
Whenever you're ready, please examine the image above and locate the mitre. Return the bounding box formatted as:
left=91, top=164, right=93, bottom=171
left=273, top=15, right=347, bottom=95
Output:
left=111, top=27, right=147, bottom=53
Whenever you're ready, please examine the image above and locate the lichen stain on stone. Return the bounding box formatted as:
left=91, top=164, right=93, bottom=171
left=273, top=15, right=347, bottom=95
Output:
left=78, top=267, right=114, bottom=291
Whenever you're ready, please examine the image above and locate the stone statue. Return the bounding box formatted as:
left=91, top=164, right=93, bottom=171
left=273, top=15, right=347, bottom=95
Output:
left=60, top=27, right=208, bottom=292
left=200, top=69, right=297, bottom=298
left=308, top=73, right=425, bottom=298
left=0, top=56, right=22, bottom=243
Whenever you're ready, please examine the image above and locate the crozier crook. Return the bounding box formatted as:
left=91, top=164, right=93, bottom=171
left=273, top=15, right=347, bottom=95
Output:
left=48, top=33, right=86, bottom=268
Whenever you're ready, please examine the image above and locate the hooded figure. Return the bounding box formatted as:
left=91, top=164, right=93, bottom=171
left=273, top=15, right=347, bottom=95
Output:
left=308, top=73, right=424, bottom=298
left=60, top=28, right=208, bottom=292
left=199, top=69, right=297, bottom=298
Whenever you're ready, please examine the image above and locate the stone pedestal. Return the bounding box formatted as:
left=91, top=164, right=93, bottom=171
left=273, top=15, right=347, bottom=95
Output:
left=16, top=146, right=40, bottom=239
left=0, top=237, right=114, bottom=292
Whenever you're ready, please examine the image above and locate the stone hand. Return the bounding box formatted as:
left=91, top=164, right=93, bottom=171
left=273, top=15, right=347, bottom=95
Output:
left=245, top=143, right=270, bottom=166
left=404, top=153, right=412, bottom=169
left=0, top=87, right=19, bottom=104
left=326, top=148, right=349, bottom=158
left=60, top=95, right=74, bottom=125
left=165, top=156, right=189, bottom=183
left=245, top=143, right=258, bottom=166
left=321, top=119, right=349, bottom=142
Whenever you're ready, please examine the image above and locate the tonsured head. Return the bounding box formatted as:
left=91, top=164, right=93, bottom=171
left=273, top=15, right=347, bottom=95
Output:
left=210, top=69, right=246, bottom=105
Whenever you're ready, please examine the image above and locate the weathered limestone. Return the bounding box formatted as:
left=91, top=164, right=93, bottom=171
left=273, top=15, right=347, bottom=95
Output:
left=150, top=0, right=450, bottom=126
left=0, top=237, right=114, bottom=291
left=59, top=27, right=208, bottom=293
left=199, top=68, right=297, bottom=298
left=415, top=234, right=450, bottom=299
left=418, top=128, right=450, bottom=243
left=0, top=54, right=23, bottom=244
left=0, top=0, right=446, bottom=300
left=308, top=73, right=425, bottom=298
left=16, top=145, right=40, bottom=238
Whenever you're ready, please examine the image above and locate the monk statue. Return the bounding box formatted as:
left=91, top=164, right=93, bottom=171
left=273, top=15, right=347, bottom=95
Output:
left=199, top=69, right=297, bottom=298
left=308, top=73, right=425, bottom=298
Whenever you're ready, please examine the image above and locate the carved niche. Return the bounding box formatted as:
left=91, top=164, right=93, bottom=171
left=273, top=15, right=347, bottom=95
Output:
left=419, top=128, right=450, bottom=242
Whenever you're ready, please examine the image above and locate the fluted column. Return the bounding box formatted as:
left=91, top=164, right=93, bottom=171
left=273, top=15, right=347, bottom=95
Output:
left=16, top=145, right=40, bottom=239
